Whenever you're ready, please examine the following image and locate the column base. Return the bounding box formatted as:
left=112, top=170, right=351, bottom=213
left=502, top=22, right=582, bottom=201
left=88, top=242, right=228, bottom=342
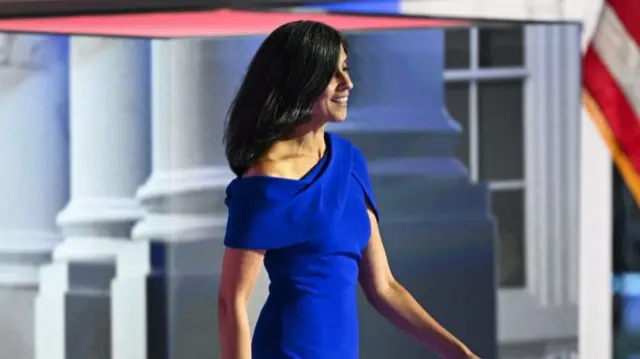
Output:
left=111, top=273, right=220, bottom=359
left=0, top=230, right=60, bottom=288
left=35, top=262, right=115, bottom=359
left=52, top=237, right=129, bottom=263
left=55, top=197, right=144, bottom=249
left=0, top=266, right=42, bottom=288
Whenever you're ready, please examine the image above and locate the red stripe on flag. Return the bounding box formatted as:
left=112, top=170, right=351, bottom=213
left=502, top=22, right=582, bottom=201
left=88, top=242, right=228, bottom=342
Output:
left=584, top=90, right=640, bottom=205
left=583, top=47, right=640, bottom=175
left=607, top=0, right=640, bottom=45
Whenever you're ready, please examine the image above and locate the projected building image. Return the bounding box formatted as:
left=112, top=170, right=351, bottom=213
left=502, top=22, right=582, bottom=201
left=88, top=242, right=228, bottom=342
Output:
left=0, top=5, right=586, bottom=359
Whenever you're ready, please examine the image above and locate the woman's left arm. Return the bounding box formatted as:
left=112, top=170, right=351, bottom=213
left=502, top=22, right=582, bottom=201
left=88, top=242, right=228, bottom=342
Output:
left=358, top=207, right=480, bottom=359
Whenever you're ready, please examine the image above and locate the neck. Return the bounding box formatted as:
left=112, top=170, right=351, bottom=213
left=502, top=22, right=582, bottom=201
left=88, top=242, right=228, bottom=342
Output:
left=271, top=122, right=327, bottom=159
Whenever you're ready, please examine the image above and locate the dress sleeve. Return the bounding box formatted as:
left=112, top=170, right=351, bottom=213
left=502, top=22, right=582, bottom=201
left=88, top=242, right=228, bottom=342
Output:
left=223, top=211, right=267, bottom=250
left=351, top=146, right=380, bottom=221
left=223, top=207, right=308, bottom=250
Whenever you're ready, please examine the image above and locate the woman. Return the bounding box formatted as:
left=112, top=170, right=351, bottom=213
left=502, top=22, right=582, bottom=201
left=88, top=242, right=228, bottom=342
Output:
left=218, top=20, right=480, bottom=359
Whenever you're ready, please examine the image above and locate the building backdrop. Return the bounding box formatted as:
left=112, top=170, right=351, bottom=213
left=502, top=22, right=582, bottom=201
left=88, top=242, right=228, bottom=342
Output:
left=0, top=22, right=581, bottom=359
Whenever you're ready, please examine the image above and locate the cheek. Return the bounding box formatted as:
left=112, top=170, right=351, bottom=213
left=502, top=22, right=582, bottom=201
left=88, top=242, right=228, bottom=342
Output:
left=311, top=100, right=322, bottom=114
left=313, top=96, right=330, bottom=112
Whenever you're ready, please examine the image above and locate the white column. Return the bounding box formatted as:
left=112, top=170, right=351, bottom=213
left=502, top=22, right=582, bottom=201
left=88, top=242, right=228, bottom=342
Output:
left=577, top=2, right=613, bottom=359
left=0, top=33, right=69, bottom=359
left=111, top=37, right=268, bottom=359
left=35, top=36, right=151, bottom=359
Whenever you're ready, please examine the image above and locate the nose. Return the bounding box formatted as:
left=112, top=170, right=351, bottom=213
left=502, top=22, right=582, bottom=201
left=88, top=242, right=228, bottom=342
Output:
left=345, top=78, right=354, bottom=90
left=340, top=72, right=354, bottom=91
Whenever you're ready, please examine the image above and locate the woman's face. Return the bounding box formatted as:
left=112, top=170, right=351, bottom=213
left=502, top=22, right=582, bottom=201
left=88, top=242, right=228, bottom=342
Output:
left=311, top=46, right=353, bottom=124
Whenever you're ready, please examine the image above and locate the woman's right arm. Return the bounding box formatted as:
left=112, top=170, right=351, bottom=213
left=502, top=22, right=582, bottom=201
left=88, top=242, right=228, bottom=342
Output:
left=218, top=247, right=265, bottom=359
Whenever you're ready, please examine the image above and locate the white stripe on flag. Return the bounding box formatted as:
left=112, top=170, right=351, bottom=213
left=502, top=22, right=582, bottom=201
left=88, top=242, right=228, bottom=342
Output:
left=591, top=4, right=640, bottom=118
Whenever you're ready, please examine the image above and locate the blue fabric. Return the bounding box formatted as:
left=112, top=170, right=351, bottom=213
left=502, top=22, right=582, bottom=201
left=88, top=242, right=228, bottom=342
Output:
left=224, top=132, right=379, bottom=359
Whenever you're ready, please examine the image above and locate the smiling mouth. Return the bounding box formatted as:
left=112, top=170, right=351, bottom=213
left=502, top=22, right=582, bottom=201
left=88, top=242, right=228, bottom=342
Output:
left=331, top=96, right=348, bottom=106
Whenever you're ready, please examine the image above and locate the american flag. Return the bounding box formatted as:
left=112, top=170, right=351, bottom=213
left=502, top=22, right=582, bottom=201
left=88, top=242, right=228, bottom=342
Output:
left=583, top=0, right=640, bottom=205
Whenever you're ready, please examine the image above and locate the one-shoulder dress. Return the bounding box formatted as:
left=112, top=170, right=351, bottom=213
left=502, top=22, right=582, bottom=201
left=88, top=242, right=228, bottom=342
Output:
left=223, top=132, right=379, bottom=359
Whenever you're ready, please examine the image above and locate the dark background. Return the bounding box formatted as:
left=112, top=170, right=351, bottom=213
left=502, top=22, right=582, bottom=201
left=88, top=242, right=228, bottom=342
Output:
left=612, top=165, right=640, bottom=359
left=613, top=166, right=640, bottom=273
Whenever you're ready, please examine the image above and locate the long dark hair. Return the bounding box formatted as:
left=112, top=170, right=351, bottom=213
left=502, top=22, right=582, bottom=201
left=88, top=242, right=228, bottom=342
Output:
left=223, top=20, right=348, bottom=177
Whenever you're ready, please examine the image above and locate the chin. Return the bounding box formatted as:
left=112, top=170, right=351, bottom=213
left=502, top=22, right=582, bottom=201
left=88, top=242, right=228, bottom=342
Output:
left=329, top=111, right=348, bottom=123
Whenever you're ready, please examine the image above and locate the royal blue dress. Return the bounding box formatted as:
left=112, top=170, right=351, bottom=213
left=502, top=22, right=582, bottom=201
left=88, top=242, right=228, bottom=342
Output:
left=223, top=132, right=379, bottom=359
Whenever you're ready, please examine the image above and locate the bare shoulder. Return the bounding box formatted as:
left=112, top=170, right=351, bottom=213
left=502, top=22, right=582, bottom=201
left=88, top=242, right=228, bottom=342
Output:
left=243, top=160, right=288, bottom=178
